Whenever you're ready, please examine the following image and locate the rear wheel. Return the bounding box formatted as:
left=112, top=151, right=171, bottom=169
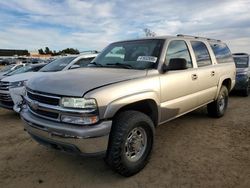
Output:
left=207, top=86, right=229, bottom=118
left=105, top=110, right=155, bottom=177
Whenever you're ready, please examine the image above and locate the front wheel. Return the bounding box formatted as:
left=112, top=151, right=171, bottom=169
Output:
left=105, top=110, right=155, bottom=177
left=207, top=86, right=229, bottom=118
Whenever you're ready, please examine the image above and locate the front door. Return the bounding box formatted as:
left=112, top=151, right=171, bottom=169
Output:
left=160, top=40, right=199, bottom=122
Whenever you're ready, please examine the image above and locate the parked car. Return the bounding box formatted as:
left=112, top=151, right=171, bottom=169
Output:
left=3, top=63, right=47, bottom=78
left=20, top=35, right=236, bottom=176
left=0, top=63, right=26, bottom=77
left=232, top=53, right=250, bottom=96
left=0, top=53, right=98, bottom=110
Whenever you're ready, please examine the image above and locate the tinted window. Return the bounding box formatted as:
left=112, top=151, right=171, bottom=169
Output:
left=39, top=57, right=76, bottom=72
left=210, top=42, right=232, bottom=64
left=75, top=57, right=95, bottom=67
left=233, top=57, right=249, bottom=68
left=191, top=41, right=212, bottom=67
left=165, top=40, right=192, bottom=68
left=33, top=65, right=45, bottom=71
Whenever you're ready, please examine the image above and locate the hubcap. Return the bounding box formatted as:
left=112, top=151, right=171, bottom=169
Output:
left=124, top=127, right=147, bottom=162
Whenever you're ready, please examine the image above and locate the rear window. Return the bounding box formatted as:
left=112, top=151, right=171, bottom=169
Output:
left=233, top=57, right=249, bottom=68
left=209, top=42, right=233, bottom=64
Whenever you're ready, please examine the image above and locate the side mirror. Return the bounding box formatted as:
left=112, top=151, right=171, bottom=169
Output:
left=161, top=58, right=188, bottom=73
left=70, top=65, right=80, bottom=70
left=167, top=58, right=188, bottom=71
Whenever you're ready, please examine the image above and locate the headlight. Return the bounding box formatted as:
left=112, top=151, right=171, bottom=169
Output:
left=10, top=80, right=27, bottom=88
left=60, top=97, right=99, bottom=125
left=61, top=97, right=97, bottom=109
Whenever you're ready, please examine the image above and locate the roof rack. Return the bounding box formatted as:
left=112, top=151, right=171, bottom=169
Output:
left=177, top=34, right=221, bottom=42
left=80, top=50, right=99, bottom=54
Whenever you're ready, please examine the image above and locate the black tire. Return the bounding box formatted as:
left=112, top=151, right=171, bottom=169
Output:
left=207, top=86, right=229, bottom=118
left=242, top=82, right=249, bottom=97
left=105, top=110, right=155, bottom=177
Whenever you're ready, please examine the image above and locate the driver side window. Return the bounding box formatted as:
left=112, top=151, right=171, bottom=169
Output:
left=165, top=40, right=193, bottom=68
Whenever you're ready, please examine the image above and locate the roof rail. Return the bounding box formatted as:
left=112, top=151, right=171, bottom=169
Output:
left=80, top=50, right=99, bottom=54
left=177, top=34, right=221, bottom=42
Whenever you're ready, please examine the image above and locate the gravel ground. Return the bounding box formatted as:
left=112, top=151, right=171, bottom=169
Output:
left=0, top=95, right=249, bottom=188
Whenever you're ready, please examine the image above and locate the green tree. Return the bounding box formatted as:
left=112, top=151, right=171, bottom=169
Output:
left=60, top=48, right=80, bottom=55
left=38, top=48, right=44, bottom=54
left=45, top=47, right=52, bottom=54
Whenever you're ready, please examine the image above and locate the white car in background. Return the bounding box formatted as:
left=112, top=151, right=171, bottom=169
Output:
left=0, top=63, right=26, bottom=78
left=0, top=52, right=99, bottom=111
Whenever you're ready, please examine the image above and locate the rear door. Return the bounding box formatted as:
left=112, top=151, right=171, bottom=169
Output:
left=190, top=41, right=218, bottom=105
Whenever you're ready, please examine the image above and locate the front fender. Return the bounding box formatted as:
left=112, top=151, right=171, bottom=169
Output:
left=103, top=91, right=160, bottom=120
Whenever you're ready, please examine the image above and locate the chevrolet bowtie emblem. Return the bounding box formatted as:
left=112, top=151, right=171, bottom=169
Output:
left=30, top=100, right=39, bottom=110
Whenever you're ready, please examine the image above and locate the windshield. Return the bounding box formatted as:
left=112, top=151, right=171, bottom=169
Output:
left=234, top=57, right=249, bottom=68
left=89, top=39, right=164, bottom=70
left=0, top=64, right=15, bottom=72
left=5, top=65, right=34, bottom=76
left=39, top=56, right=76, bottom=72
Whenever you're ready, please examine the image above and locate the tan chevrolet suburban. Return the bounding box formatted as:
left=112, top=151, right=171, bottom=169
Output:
left=20, top=35, right=236, bottom=176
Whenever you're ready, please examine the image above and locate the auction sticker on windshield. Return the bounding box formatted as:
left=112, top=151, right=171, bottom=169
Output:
left=137, top=56, right=158, bottom=63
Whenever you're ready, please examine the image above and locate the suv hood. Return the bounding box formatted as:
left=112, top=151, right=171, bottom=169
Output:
left=1, top=72, right=45, bottom=83
left=27, top=68, right=147, bottom=97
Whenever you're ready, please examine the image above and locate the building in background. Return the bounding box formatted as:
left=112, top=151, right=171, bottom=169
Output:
left=0, top=49, right=29, bottom=57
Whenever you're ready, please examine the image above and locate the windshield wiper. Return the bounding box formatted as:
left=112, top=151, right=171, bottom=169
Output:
left=88, top=62, right=103, bottom=67
left=106, top=62, right=133, bottom=69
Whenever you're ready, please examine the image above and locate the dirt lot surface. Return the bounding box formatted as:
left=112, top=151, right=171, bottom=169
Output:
left=0, top=95, right=249, bottom=188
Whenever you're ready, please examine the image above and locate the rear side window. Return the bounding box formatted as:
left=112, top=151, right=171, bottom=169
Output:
left=209, top=42, right=232, bottom=64
left=166, top=40, right=193, bottom=68
left=191, top=41, right=212, bottom=67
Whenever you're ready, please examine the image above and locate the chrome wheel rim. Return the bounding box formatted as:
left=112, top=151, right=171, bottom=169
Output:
left=218, top=95, right=225, bottom=112
left=124, top=127, right=147, bottom=162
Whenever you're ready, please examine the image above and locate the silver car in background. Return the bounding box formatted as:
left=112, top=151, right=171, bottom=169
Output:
left=0, top=52, right=99, bottom=110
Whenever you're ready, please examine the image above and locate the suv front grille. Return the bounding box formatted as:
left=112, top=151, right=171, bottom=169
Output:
left=26, top=89, right=61, bottom=121
left=0, top=93, right=12, bottom=101
left=29, top=107, right=59, bottom=119
left=0, top=81, right=10, bottom=91
left=27, top=91, right=60, bottom=105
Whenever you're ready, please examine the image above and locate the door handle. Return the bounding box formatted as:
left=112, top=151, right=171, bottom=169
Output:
left=192, top=74, right=198, bottom=80
left=211, top=71, right=215, bottom=76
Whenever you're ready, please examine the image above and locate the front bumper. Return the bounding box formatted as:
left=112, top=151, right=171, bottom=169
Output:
left=21, top=108, right=112, bottom=156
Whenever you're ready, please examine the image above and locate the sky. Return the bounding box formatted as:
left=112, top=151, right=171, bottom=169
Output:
left=0, top=0, right=249, bottom=53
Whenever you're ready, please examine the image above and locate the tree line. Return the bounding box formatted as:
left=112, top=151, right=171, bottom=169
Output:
left=38, top=47, right=80, bottom=56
